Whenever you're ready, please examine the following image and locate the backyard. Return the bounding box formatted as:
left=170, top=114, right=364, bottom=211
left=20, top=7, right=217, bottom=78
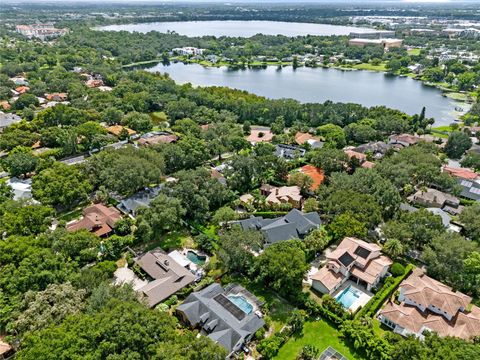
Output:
left=274, top=320, right=364, bottom=360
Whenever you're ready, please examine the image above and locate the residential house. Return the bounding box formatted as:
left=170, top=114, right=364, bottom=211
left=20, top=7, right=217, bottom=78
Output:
left=353, top=141, right=392, bottom=159
left=45, top=92, right=68, bottom=102
left=389, top=134, right=422, bottom=148
left=117, top=186, right=162, bottom=216
left=176, top=283, right=265, bottom=357
left=348, top=38, right=403, bottom=50
left=275, top=144, right=306, bottom=160
left=443, top=166, right=479, bottom=181
left=15, top=86, right=29, bottom=94
left=407, top=188, right=460, bottom=208
left=0, top=112, right=21, bottom=132
left=260, top=184, right=303, bottom=208
left=235, top=208, right=321, bottom=245
left=0, top=337, right=13, bottom=360
left=211, top=169, right=227, bottom=186
left=134, top=249, right=196, bottom=308
left=457, top=178, right=480, bottom=202
left=6, top=177, right=33, bottom=201
left=9, top=76, right=28, bottom=86
left=297, top=165, right=325, bottom=191
left=311, top=237, right=392, bottom=294
left=294, top=132, right=324, bottom=149
left=344, top=148, right=375, bottom=169
left=379, top=268, right=480, bottom=340
left=0, top=101, right=11, bottom=111
left=137, top=132, right=178, bottom=146
left=246, top=129, right=274, bottom=143
left=67, top=203, right=122, bottom=237
left=425, top=208, right=462, bottom=233
left=85, top=79, right=104, bottom=88
left=106, top=125, right=136, bottom=138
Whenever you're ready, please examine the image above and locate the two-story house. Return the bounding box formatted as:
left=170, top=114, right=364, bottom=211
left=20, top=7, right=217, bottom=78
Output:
left=379, top=268, right=480, bottom=340
left=311, top=237, right=392, bottom=295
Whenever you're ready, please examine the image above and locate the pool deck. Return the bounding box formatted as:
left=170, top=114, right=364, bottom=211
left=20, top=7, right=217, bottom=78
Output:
left=332, top=280, right=372, bottom=312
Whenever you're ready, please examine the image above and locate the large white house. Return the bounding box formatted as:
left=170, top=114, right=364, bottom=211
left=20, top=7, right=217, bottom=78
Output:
left=311, top=237, right=392, bottom=295
left=379, top=268, right=480, bottom=340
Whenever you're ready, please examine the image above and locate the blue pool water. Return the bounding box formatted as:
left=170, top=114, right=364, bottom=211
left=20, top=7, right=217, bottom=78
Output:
left=336, top=286, right=361, bottom=309
left=186, top=250, right=206, bottom=265
left=228, top=295, right=254, bottom=314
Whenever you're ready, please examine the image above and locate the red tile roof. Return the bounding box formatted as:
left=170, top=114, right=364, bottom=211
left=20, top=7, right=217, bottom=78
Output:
left=443, top=166, right=479, bottom=180
left=15, top=86, right=30, bottom=94
left=299, top=165, right=325, bottom=191
left=67, top=203, right=121, bottom=237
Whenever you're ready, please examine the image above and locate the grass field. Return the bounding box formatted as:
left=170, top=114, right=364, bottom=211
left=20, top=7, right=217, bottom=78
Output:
left=407, top=48, right=421, bottom=56
left=351, top=62, right=387, bottom=72
left=274, top=320, right=364, bottom=360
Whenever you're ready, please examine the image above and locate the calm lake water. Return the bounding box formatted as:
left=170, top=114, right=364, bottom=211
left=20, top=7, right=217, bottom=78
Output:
left=98, top=20, right=379, bottom=37
left=146, top=62, right=463, bottom=126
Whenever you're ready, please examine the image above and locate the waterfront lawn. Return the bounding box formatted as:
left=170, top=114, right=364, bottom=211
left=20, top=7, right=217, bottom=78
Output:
left=352, top=62, right=387, bottom=72
left=274, top=320, right=364, bottom=360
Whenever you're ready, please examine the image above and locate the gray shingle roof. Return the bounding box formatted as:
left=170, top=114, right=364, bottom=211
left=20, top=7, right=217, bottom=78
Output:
left=177, top=283, right=265, bottom=355
left=235, top=209, right=321, bottom=245
left=117, top=185, right=162, bottom=215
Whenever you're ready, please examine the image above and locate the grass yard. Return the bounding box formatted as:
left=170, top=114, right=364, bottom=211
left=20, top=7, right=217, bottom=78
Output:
left=407, top=48, right=421, bottom=56
left=352, top=62, right=387, bottom=72
left=274, top=320, right=364, bottom=360
left=143, top=230, right=194, bottom=252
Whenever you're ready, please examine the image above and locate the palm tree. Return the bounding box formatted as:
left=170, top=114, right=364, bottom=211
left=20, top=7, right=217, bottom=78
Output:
left=383, top=238, right=405, bottom=259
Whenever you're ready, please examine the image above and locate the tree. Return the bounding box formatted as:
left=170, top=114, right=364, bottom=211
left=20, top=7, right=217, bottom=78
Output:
left=32, top=162, right=92, bottom=208
left=383, top=239, right=405, bottom=259
left=329, top=212, right=368, bottom=240
left=212, top=206, right=237, bottom=227
left=122, top=111, right=153, bottom=132
left=422, top=233, right=479, bottom=295
left=386, top=59, right=402, bottom=73
left=317, top=124, right=346, bottom=148
left=83, top=146, right=164, bottom=196
left=423, top=67, right=444, bottom=82
left=271, top=116, right=285, bottom=135
left=3, top=151, right=39, bottom=177
left=288, top=172, right=314, bottom=193
left=303, top=198, right=319, bottom=213
left=243, top=121, right=251, bottom=135
left=16, top=298, right=226, bottom=360
left=464, top=252, right=480, bottom=298
left=444, top=131, right=472, bottom=159
left=254, top=240, right=308, bottom=297
left=297, top=345, right=320, bottom=360
left=303, top=227, right=330, bottom=256
left=308, top=148, right=348, bottom=176
left=135, top=194, right=186, bottom=243
left=14, top=282, right=86, bottom=336
left=0, top=201, right=54, bottom=236
left=0, top=182, right=13, bottom=206
left=321, top=190, right=382, bottom=227
left=459, top=203, right=480, bottom=242
left=382, top=209, right=444, bottom=251
left=460, top=152, right=480, bottom=172
left=13, top=93, right=39, bottom=110
left=218, top=226, right=263, bottom=273
left=287, top=309, right=306, bottom=334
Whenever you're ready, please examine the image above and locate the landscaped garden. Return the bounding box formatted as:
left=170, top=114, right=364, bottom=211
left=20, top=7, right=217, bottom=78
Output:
left=273, top=320, right=364, bottom=360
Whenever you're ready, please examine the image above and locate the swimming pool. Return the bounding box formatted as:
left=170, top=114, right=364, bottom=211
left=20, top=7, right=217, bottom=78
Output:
left=335, top=286, right=362, bottom=309
left=227, top=295, right=254, bottom=314
left=186, top=250, right=206, bottom=265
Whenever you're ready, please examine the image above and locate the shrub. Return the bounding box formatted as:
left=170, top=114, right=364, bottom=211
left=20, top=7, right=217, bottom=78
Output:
left=390, top=263, right=405, bottom=277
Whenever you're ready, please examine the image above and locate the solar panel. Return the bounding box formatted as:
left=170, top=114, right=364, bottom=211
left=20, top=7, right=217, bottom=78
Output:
left=354, top=246, right=371, bottom=259
left=338, top=252, right=355, bottom=267
left=214, top=294, right=246, bottom=321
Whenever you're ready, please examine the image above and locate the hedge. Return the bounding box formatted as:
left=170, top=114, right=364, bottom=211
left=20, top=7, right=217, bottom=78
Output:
left=355, top=264, right=414, bottom=319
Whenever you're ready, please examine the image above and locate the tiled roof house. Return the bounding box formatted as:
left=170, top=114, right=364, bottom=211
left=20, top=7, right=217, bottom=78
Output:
left=379, top=268, right=480, bottom=340
left=311, top=237, right=392, bottom=294
left=67, top=203, right=122, bottom=237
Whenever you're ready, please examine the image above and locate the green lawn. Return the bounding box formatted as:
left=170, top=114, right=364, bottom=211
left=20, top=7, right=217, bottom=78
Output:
left=352, top=62, right=387, bottom=72
left=143, top=230, right=193, bottom=252
left=274, top=320, right=364, bottom=360
left=407, top=48, right=421, bottom=56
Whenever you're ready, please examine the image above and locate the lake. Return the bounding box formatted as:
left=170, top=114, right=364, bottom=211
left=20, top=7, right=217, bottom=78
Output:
left=97, top=20, right=380, bottom=37
left=146, top=62, right=464, bottom=126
